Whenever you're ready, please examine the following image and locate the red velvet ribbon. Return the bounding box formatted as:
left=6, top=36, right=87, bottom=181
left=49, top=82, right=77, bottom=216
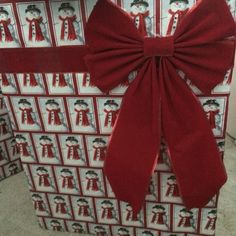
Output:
left=84, top=0, right=235, bottom=215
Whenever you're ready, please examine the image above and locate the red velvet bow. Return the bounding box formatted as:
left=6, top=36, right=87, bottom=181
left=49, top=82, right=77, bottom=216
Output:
left=85, top=0, right=235, bottom=215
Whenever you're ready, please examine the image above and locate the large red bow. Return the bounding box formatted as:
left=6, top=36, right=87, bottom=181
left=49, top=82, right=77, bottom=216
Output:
left=85, top=0, right=235, bottom=215
left=85, top=0, right=236, bottom=215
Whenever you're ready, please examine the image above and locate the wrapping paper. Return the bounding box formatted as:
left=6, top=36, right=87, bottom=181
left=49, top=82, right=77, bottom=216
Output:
left=0, top=90, right=22, bottom=181
left=0, top=0, right=235, bottom=235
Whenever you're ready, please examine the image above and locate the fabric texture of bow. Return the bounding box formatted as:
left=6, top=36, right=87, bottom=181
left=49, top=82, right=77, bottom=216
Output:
left=84, top=0, right=236, bottom=215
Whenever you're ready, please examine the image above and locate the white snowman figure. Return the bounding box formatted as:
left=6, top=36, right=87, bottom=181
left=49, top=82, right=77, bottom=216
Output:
left=65, top=136, right=83, bottom=161
left=101, top=200, right=117, bottom=221
left=0, top=7, right=20, bottom=47
left=177, top=208, right=195, bottom=229
left=39, top=135, right=56, bottom=159
left=204, top=209, right=217, bottom=231
left=92, top=138, right=107, bottom=162
left=0, top=73, right=17, bottom=93
left=25, top=4, right=51, bottom=47
left=72, top=222, right=84, bottom=233
left=50, top=220, right=63, bottom=232
left=151, top=205, right=168, bottom=228
left=58, top=2, right=84, bottom=44
left=129, top=0, right=153, bottom=37
left=202, top=99, right=221, bottom=131
left=18, top=99, right=39, bottom=126
left=166, top=0, right=189, bottom=36
left=103, top=100, right=120, bottom=128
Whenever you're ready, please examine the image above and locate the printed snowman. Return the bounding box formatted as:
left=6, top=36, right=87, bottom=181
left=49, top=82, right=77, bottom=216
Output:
left=150, top=205, right=168, bottom=229
left=103, top=100, right=120, bottom=128
left=92, top=138, right=107, bottom=162
left=45, top=99, right=67, bottom=130
left=0, top=7, right=20, bottom=48
left=22, top=73, right=45, bottom=93
left=10, top=139, right=20, bottom=157
left=50, top=220, right=63, bottom=232
left=53, top=196, right=70, bottom=216
left=36, top=167, right=53, bottom=188
left=39, top=135, right=56, bottom=159
left=51, top=73, right=74, bottom=93
left=58, top=3, right=84, bottom=44
left=177, top=208, right=195, bottom=229
left=204, top=209, right=217, bottom=231
left=72, top=222, right=84, bottom=233
left=165, top=175, right=180, bottom=197
left=166, top=0, right=189, bottom=36
left=147, top=177, right=157, bottom=199
left=85, top=170, right=104, bottom=195
left=76, top=198, right=93, bottom=219
left=0, top=96, right=6, bottom=111
left=8, top=163, right=18, bottom=175
left=60, top=168, right=77, bottom=191
left=117, top=227, right=130, bottom=236
left=65, top=136, right=83, bottom=161
left=18, top=99, right=39, bottom=127
left=0, top=146, right=7, bottom=162
left=82, top=73, right=95, bottom=87
left=94, top=225, right=108, bottom=236
left=15, top=134, right=32, bottom=158
left=0, top=117, right=9, bottom=136
left=0, top=73, right=17, bottom=92
left=203, top=99, right=221, bottom=131
left=32, top=193, right=46, bottom=213
left=73, top=99, right=95, bottom=132
left=25, top=4, right=51, bottom=47
left=100, top=200, right=117, bottom=222
left=125, top=203, right=143, bottom=225
left=129, top=0, right=153, bottom=37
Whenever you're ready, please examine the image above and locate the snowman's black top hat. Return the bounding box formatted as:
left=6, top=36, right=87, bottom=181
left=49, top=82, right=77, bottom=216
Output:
left=153, top=205, right=165, bottom=210
left=61, top=168, right=72, bottom=174
left=131, top=0, right=149, bottom=7
left=93, top=137, right=106, bottom=144
left=72, top=223, right=82, bottom=227
left=85, top=170, right=98, bottom=176
left=54, top=196, right=65, bottom=201
left=45, top=99, right=59, bottom=106
left=0, top=117, right=6, bottom=122
left=66, top=136, right=79, bottom=142
left=101, top=200, right=113, bottom=205
left=9, top=163, right=17, bottom=168
left=208, top=209, right=217, bottom=214
left=74, top=99, right=88, bottom=106
left=203, top=99, right=220, bottom=107
left=118, top=228, right=129, bottom=233
left=32, top=193, right=42, bottom=198
left=36, top=167, right=48, bottom=172
left=180, top=208, right=193, bottom=214
left=18, top=99, right=31, bottom=105
left=59, top=2, right=75, bottom=12
left=142, top=231, right=154, bottom=236
left=94, top=226, right=106, bottom=230
left=39, top=135, right=52, bottom=141
left=77, top=198, right=88, bottom=203
left=170, top=0, right=189, bottom=4
left=50, top=220, right=61, bottom=225
left=168, top=175, right=176, bottom=180
left=15, top=134, right=26, bottom=140
left=104, top=99, right=119, bottom=107
left=0, top=7, right=9, bottom=15
left=25, top=5, right=41, bottom=14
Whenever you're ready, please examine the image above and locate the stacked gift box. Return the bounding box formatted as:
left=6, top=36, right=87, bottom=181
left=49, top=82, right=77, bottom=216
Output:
left=0, top=0, right=235, bottom=235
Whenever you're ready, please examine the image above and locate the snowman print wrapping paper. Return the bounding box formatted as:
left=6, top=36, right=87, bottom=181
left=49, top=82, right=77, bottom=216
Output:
left=0, top=0, right=235, bottom=235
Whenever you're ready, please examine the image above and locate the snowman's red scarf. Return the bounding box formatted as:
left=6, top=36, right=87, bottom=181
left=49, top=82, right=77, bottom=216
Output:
left=0, top=0, right=235, bottom=217
left=26, top=17, right=45, bottom=42
left=167, top=8, right=189, bottom=35
left=0, top=19, right=13, bottom=42
left=130, top=10, right=149, bottom=36
left=59, top=15, right=77, bottom=41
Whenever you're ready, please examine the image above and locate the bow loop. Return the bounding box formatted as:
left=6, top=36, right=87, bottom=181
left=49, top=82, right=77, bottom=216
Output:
left=143, top=37, right=174, bottom=57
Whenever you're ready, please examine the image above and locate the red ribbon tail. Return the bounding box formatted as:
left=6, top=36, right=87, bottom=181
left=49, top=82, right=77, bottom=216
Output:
left=104, top=60, right=161, bottom=216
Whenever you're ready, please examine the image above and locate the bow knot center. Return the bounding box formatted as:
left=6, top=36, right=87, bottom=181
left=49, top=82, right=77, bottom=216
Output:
left=143, top=36, right=174, bottom=57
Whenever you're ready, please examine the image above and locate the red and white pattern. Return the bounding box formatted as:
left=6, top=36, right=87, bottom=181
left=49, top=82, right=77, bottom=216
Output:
left=0, top=0, right=235, bottom=235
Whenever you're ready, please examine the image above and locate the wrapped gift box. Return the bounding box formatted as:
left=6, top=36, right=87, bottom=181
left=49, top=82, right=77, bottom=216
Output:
left=0, top=91, right=22, bottom=181
left=0, top=0, right=235, bottom=235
